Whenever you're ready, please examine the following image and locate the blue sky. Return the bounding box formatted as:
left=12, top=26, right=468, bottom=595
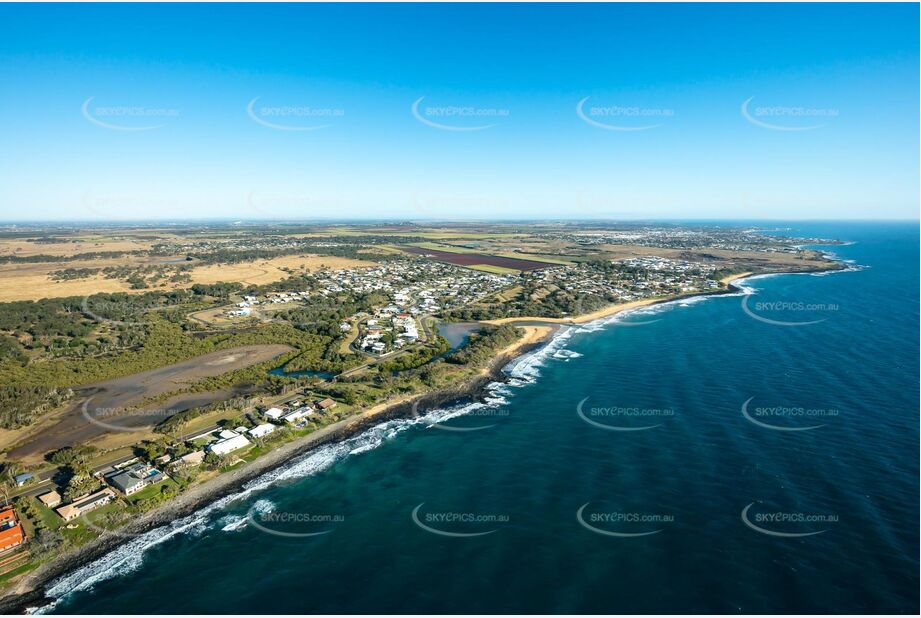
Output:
left=0, top=3, right=917, bottom=221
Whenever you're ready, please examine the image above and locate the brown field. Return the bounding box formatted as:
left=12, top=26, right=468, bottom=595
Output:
left=0, top=237, right=157, bottom=258
left=0, top=255, right=160, bottom=301
left=184, top=254, right=373, bottom=286
left=0, top=254, right=376, bottom=302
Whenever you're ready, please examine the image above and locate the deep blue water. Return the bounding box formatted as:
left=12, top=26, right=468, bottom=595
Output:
left=46, top=222, right=918, bottom=614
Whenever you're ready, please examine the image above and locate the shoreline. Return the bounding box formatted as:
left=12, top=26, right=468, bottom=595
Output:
left=483, top=270, right=760, bottom=327
left=0, top=262, right=845, bottom=612
left=0, top=327, right=558, bottom=614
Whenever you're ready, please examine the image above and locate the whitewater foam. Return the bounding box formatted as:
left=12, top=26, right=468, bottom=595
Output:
left=35, top=403, right=501, bottom=611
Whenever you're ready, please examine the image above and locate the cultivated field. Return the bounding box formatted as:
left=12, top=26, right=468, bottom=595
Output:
left=401, top=247, right=552, bottom=272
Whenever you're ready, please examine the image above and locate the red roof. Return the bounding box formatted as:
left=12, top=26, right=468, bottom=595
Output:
left=0, top=507, right=25, bottom=552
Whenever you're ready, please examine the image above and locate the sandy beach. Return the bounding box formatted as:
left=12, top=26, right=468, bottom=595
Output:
left=491, top=325, right=556, bottom=357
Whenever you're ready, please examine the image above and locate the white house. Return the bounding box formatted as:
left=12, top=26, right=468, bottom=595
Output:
left=248, top=423, right=276, bottom=439
left=263, top=407, right=284, bottom=420
left=281, top=408, right=313, bottom=424
left=208, top=433, right=251, bottom=456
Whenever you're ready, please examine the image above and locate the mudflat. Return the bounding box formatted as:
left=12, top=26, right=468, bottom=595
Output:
left=7, top=344, right=292, bottom=460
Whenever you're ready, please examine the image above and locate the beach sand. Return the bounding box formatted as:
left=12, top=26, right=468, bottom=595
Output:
left=491, top=325, right=555, bottom=358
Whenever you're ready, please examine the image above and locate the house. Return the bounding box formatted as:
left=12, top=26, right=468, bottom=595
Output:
left=218, top=429, right=239, bottom=440
left=13, top=473, right=33, bottom=487
left=316, top=398, right=337, bottom=411
left=55, top=488, right=116, bottom=522
left=247, top=423, right=276, bottom=439
left=0, top=506, right=26, bottom=553
left=339, top=322, right=351, bottom=331
left=37, top=490, right=62, bottom=508
left=207, top=432, right=250, bottom=456
left=107, top=463, right=166, bottom=496
left=281, top=408, right=312, bottom=424
left=263, top=407, right=284, bottom=421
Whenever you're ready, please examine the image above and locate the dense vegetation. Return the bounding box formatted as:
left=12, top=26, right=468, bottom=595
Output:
left=445, top=325, right=521, bottom=365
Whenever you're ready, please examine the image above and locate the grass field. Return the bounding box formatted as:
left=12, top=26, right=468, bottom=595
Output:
left=494, top=252, right=573, bottom=265
left=182, top=254, right=373, bottom=286
left=407, top=242, right=481, bottom=253
left=468, top=264, right=521, bottom=275
left=313, top=228, right=524, bottom=239
left=0, top=254, right=376, bottom=302
left=0, top=237, right=157, bottom=258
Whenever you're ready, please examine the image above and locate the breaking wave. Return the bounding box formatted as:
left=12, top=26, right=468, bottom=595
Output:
left=29, top=411, right=474, bottom=610
left=33, top=336, right=571, bottom=612
left=33, top=263, right=856, bottom=612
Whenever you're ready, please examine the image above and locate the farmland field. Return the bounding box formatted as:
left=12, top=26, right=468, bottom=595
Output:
left=400, top=247, right=553, bottom=271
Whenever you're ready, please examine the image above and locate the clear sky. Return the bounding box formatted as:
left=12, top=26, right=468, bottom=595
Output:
left=0, top=3, right=917, bottom=221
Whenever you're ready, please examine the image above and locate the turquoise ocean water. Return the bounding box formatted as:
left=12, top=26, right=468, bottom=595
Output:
left=44, top=222, right=918, bottom=614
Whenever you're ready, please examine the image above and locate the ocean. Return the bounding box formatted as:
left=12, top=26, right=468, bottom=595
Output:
left=42, top=222, right=918, bottom=614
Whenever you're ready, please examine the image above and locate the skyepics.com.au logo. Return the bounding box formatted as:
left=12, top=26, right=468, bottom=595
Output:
left=411, top=96, right=509, bottom=131
left=246, top=191, right=352, bottom=218
left=741, top=502, right=838, bottom=538
left=741, top=96, right=838, bottom=131
left=741, top=295, right=839, bottom=326
left=576, top=503, right=674, bottom=538
left=577, top=397, right=675, bottom=431
left=82, top=97, right=179, bottom=131
left=742, top=397, right=840, bottom=432
left=247, top=97, right=344, bottom=131
left=81, top=398, right=177, bottom=433
left=411, top=503, right=509, bottom=538
left=576, top=97, right=673, bottom=131
left=82, top=189, right=179, bottom=220
left=411, top=399, right=509, bottom=433
left=246, top=503, right=345, bottom=538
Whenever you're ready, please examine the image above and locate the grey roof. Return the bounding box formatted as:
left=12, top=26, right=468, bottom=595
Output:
left=108, top=471, right=145, bottom=493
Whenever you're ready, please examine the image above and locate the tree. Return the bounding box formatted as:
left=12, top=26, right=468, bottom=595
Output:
left=31, top=528, right=64, bottom=559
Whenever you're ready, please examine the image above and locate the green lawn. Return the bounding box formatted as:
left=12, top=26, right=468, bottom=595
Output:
left=127, top=478, right=181, bottom=504
left=468, top=264, right=521, bottom=275
left=0, top=560, right=38, bottom=585
left=407, top=242, right=480, bottom=254
left=495, top=252, right=574, bottom=265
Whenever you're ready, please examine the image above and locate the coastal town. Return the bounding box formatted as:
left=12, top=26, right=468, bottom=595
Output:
left=0, top=221, right=843, bottom=593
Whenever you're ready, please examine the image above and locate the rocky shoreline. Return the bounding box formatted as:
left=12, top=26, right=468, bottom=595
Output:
left=0, top=335, right=554, bottom=614
left=1, top=262, right=846, bottom=613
